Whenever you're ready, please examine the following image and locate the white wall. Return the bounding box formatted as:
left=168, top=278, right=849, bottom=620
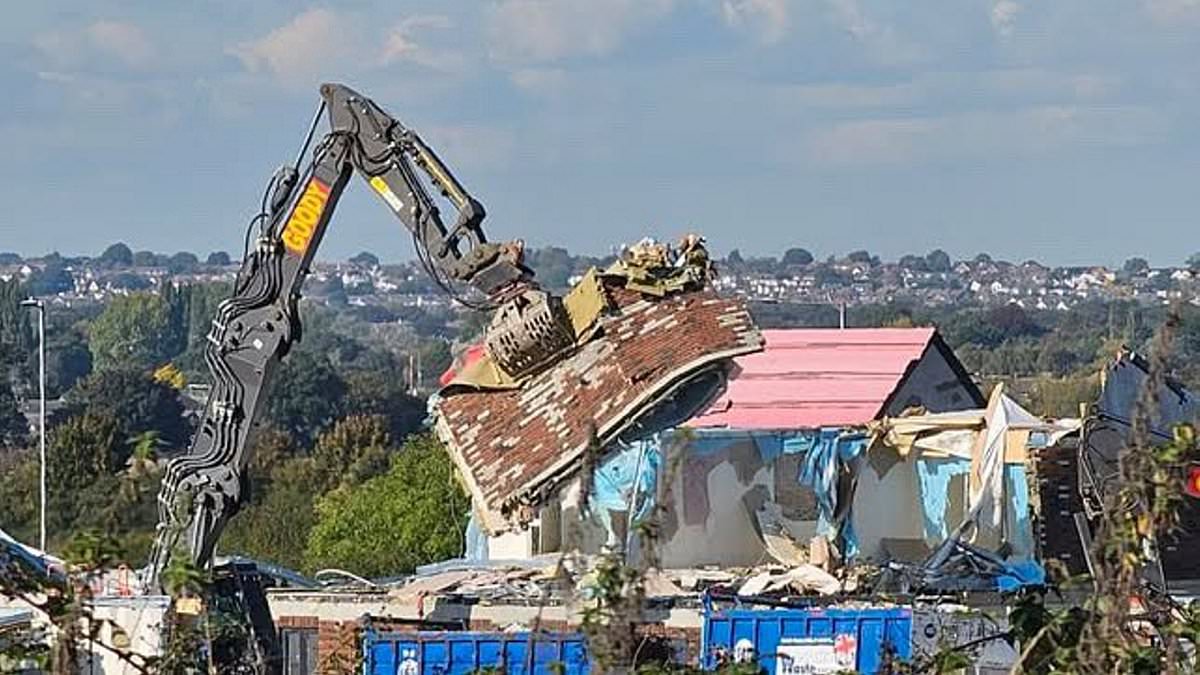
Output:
left=852, top=458, right=926, bottom=560
left=81, top=597, right=170, bottom=675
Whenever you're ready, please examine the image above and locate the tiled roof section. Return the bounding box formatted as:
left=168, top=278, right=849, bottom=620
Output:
left=434, top=287, right=763, bottom=534
left=691, top=327, right=937, bottom=430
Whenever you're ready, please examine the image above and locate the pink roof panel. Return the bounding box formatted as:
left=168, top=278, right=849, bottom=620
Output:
left=690, top=327, right=936, bottom=430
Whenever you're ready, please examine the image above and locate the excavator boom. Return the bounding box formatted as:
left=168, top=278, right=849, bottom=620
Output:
left=146, top=86, right=762, bottom=675
left=147, top=84, right=561, bottom=591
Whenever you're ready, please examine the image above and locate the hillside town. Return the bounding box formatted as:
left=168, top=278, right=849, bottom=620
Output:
left=3, top=245, right=1199, bottom=314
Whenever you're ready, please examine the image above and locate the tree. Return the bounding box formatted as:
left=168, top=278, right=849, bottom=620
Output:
left=349, top=251, right=379, bottom=268
left=898, top=254, right=929, bottom=272
left=97, top=243, right=133, bottom=268
left=417, top=338, right=453, bottom=384
left=41, top=327, right=92, bottom=397
left=167, top=252, right=199, bottom=274
left=0, top=380, right=28, bottom=449
left=1187, top=252, right=1200, bottom=272
left=1122, top=257, right=1150, bottom=276
left=206, top=251, right=232, bottom=266
left=106, top=272, right=151, bottom=291
left=781, top=248, right=814, bottom=266
left=725, top=249, right=744, bottom=266
left=65, top=368, right=189, bottom=447
left=527, top=246, right=573, bottom=289
left=132, top=250, right=158, bottom=267
left=48, top=413, right=124, bottom=492
left=343, top=370, right=426, bottom=440
left=925, top=249, right=952, bottom=272
left=221, top=458, right=320, bottom=571
left=846, top=250, right=873, bottom=264
left=0, top=449, right=39, bottom=543
left=0, top=252, right=21, bottom=265
left=27, top=261, right=73, bottom=295
left=176, top=281, right=231, bottom=378
left=88, top=291, right=186, bottom=371
left=0, top=278, right=33, bottom=372
left=266, top=351, right=347, bottom=446
left=304, top=434, right=469, bottom=577
left=312, top=414, right=393, bottom=491
left=985, top=304, right=1042, bottom=341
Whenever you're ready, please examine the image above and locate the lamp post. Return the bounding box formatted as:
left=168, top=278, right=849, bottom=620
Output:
left=19, top=297, right=45, bottom=552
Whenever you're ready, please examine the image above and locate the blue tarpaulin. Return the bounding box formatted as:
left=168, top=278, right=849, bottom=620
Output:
left=1005, top=465, right=1034, bottom=561
left=794, top=429, right=869, bottom=560
left=915, top=457, right=971, bottom=543
left=589, top=434, right=663, bottom=548
left=463, top=512, right=489, bottom=562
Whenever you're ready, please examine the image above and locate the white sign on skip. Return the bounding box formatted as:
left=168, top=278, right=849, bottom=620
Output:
left=775, top=635, right=857, bottom=674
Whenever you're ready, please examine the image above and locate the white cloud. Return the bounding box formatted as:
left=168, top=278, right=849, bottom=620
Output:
left=805, top=105, right=1166, bottom=166
left=228, top=9, right=358, bottom=86
left=380, top=15, right=465, bottom=72
left=721, top=0, right=791, bottom=44
left=87, top=20, right=155, bottom=67
left=33, top=20, right=156, bottom=70
left=990, top=0, right=1022, bottom=38
left=488, top=0, right=677, bottom=63
left=822, top=0, right=927, bottom=65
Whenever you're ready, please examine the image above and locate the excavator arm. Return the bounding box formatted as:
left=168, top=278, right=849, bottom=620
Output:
left=146, top=84, right=564, bottom=590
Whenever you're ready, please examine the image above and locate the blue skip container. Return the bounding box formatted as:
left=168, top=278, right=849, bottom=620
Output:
left=362, top=629, right=589, bottom=675
left=702, top=597, right=913, bottom=674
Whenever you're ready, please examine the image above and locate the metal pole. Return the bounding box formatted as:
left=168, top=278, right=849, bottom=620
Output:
left=37, top=304, right=45, bottom=552
left=20, top=298, right=46, bottom=552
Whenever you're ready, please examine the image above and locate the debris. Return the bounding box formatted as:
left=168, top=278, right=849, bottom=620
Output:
left=736, top=565, right=842, bottom=597
left=752, top=502, right=809, bottom=567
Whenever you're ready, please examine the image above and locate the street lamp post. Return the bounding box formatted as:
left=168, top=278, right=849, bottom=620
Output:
left=19, top=297, right=46, bottom=552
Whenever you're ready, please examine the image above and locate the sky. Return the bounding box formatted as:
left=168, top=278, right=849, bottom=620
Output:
left=3, top=1, right=1200, bottom=266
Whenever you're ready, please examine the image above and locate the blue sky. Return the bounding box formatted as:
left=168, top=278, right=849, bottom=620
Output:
left=3, top=1, right=1199, bottom=265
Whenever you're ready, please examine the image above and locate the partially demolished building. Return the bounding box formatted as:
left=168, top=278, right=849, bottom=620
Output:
left=266, top=326, right=1070, bottom=670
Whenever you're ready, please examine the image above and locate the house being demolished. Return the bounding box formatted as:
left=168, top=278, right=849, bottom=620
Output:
left=267, top=326, right=1076, bottom=671
left=432, top=237, right=764, bottom=536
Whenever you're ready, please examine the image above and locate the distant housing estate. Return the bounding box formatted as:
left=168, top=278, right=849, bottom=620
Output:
left=2, top=248, right=1198, bottom=313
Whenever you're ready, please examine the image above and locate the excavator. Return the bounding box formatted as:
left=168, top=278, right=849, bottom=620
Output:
left=143, top=83, right=761, bottom=671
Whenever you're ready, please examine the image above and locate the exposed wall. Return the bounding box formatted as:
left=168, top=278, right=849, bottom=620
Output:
left=853, top=458, right=926, bottom=560
left=658, top=435, right=812, bottom=568
left=494, top=431, right=930, bottom=568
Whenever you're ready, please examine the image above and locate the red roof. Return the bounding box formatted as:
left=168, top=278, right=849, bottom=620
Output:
left=690, top=327, right=938, bottom=429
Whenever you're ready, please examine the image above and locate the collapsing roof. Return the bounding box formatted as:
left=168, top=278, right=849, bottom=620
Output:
left=437, top=288, right=761, bottom=534
left=434, top=240, right=763, bottom=535
left=692, top=328, right=984, bottom=430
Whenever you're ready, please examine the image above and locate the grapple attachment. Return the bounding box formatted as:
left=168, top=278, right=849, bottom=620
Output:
left=484, top=288, right=576, bottom=379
